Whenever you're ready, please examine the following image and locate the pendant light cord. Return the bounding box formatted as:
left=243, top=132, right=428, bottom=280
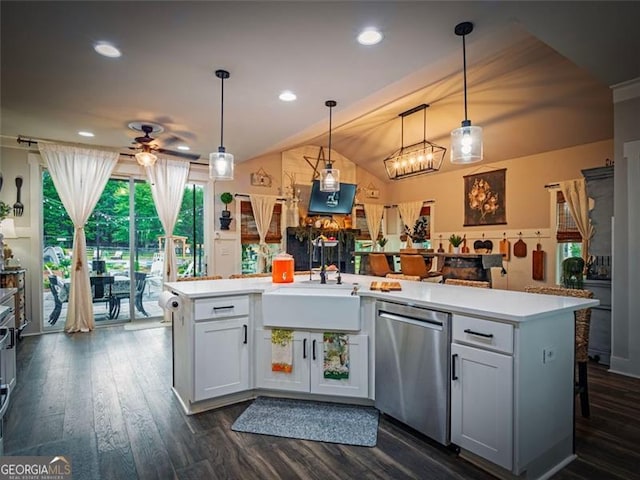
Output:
left=328, top=103, right=332, bottom=167
left=462, top=32, right=468, bottom=122
left=220, top=76, right=225, bottom=148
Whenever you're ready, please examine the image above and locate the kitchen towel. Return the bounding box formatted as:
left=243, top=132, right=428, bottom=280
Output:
left=323, top=332, right=349, bottom=380
left=271, top=329, right=293, bottom=373
left=481, top=253, right=504, bottom=269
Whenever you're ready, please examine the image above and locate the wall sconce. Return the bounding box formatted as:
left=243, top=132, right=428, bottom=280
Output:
left=384, top=104, right=446, bottom=180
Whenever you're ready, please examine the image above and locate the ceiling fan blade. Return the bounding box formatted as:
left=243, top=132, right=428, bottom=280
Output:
left=157, top=148, right=201, bottom=161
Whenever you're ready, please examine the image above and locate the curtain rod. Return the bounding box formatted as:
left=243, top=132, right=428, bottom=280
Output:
left=354, top=199, right=435, bottom=209
left=234, top=193, right=288, bottom=202
left=15, top=135, right=206, bottom=166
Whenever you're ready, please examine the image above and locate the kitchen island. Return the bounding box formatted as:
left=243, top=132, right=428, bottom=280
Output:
left=166, top=274, right=598, bottom=480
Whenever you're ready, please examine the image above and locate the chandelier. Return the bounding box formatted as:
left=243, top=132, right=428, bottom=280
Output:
left=384, top=104, right=446, bottom=180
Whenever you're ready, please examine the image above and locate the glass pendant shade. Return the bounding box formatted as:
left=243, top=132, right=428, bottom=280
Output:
left=450, top=122, right=483, bottom=164
left=320, top=164, right=340, bottom=192
left=135, top=151, right=157, bottom=167
left=209, top=147, right=234, bottom=180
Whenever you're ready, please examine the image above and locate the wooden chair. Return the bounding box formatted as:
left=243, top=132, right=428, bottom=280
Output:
left=400, top=254, right=440, bottom=280
left=525, top=285, right=594, bottom=418
left=369, top=253, right=393, bottom=277
left=444, top=279, right=491, bottom=288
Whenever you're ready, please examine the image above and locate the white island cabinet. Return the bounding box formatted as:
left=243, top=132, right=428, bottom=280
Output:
left=256, top=329, right=368, bottom=398
left=166, top=274, right=598, bottom=478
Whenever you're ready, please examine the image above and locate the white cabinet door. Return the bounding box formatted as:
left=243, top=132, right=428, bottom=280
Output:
left=194, top=317, right=249, bottom=401
left=310, top=333, right=368, bottom=398
left=451, top=342, right=513, bottom=471
left=256, top=329, right=310, bottom=392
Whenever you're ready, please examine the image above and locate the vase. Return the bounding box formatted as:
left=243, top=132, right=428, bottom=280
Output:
left=453, top=246, right=460, bottom=254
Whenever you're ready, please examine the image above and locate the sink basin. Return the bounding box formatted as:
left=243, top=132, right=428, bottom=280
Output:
left=262, top=286, right=360, bottom=331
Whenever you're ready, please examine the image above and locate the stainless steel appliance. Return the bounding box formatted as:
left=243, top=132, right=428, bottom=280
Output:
left=0, top=319, right=13, bottom=456
left=375, top=300, right=451, bottom=445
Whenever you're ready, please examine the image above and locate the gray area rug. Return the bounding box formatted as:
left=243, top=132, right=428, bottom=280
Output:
left=231, top=396, right=379, bottom=447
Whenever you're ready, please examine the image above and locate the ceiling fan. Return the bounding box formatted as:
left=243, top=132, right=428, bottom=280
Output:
left=127, top=121, right=201, bottom=161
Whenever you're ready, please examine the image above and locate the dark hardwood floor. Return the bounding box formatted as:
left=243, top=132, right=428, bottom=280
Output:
left=5, top=326, right=640, bottom=480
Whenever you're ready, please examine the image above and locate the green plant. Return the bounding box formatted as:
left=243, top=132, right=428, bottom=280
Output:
left=562, top=256, right=585, bottom=289
left=220, top=192, right=233, bottom=211
left=377, top=237, right=388, bottom=248
left=449, top=234, right=463, bottom=247
left=0, top=201, right=10, bottom=221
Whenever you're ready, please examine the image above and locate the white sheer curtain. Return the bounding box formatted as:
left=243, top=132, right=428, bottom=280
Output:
left=560, top=178, right=594, bottom=261
left=397, top=201, right=423, bottom=248
left=250, top=194, right=278, bottom=272
left=145, top=157, right=190, bottom=285
left=363, top=203, right=385, bottom=244
left=39, top=143, right=118, bottom=333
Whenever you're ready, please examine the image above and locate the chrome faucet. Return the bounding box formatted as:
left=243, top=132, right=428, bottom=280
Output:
left=318, top=237, right=327, bottom=284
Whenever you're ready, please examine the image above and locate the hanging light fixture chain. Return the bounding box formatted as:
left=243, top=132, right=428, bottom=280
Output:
left=462, top=31, right=468, bottom=122
left=215, top=69, right=230, bottom=150
left=325, top=100, right=337, bottom=167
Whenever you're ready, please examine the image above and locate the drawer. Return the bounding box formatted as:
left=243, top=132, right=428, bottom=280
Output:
left=194, top=296, right=249, bottom=320
left=453, top=314, right=514, bottom=354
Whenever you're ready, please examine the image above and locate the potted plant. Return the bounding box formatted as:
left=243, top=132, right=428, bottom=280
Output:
left=561, top=257, right=585, bottom=289
left=220, top=192, right=233, bottom=230
left=376, top=237, right=388, bottom=252
left=449, top=234, right=463, bottom=253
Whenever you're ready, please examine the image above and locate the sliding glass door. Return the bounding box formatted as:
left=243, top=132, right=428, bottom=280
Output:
left=42, top=172, right=204, bottom=330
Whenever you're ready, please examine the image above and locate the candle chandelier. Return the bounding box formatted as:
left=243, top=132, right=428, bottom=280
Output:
left=384, top=104, right=446, bottom=180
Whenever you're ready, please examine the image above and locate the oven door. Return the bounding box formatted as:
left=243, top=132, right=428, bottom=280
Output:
left=0, top=326, right=11, bottom=456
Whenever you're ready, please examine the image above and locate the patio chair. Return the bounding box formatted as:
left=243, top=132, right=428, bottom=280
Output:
left=48, top=275, right=64, bottom=325
left=134, top=272, right=149, bottom=316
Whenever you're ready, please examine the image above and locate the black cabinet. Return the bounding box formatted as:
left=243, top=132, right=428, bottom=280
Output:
left=285, top=227, right=358, bottom=273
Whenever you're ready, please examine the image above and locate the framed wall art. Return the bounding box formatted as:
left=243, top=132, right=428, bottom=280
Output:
left=463, top=168, right=507, bottom=226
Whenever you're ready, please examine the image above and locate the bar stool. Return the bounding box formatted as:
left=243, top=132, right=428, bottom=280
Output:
left=525, top=285, right=594, bottom=418
left=399, top=254, right=443, bottom=280
left=369, top=253, right=393, bottom=277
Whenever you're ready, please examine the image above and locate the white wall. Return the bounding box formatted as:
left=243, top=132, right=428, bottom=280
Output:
left=611, top=79, right=640, bottom=378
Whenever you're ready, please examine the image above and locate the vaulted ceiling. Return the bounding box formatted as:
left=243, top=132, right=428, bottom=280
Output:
left=2, top=2, right=638, bottom=182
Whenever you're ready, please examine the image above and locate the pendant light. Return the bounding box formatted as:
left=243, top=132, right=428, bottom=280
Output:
left=209, top=69, right=234, bottom=180
left=320, top=100, right=340, bottom=192
left=450, top=21, right=483, bottom=165
left=383, top=104, right=446, bottom=180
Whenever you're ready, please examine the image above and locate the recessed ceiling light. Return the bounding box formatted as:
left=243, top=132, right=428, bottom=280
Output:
left=279, top=91, right=297, bottom=102
left=177, top=145, right=190, bottom=151
left=94, top=42, right=122, bottom=58
left=357, top=28, right=383, bottom=46
left=78, top=131, right=95, bottom=137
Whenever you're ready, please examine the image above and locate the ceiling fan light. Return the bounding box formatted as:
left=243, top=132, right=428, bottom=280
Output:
left=135, top=151, right=157, bottom=167
left=450, top=123, right=483, bottom=164
left=209, top=148, right=234, bottom=180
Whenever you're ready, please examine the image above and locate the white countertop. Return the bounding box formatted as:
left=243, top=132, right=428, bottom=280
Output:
left=165, top=274, right=599, bottom=323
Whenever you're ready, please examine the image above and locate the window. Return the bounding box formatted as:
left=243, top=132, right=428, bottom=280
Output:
left=400, top=205, right=431, bottom=248
left=240, top=201, right=282, bottom=274
left=556, top=191, right=582, bottom=281
left=354, top=208, right=375, bottom=241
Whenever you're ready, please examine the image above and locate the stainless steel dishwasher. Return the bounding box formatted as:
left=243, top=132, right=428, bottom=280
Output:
left=375, top=300, right=451, bottom=445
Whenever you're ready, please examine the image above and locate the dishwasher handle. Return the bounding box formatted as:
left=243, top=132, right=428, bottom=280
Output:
left=378, top=311, right=443, bottom=331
